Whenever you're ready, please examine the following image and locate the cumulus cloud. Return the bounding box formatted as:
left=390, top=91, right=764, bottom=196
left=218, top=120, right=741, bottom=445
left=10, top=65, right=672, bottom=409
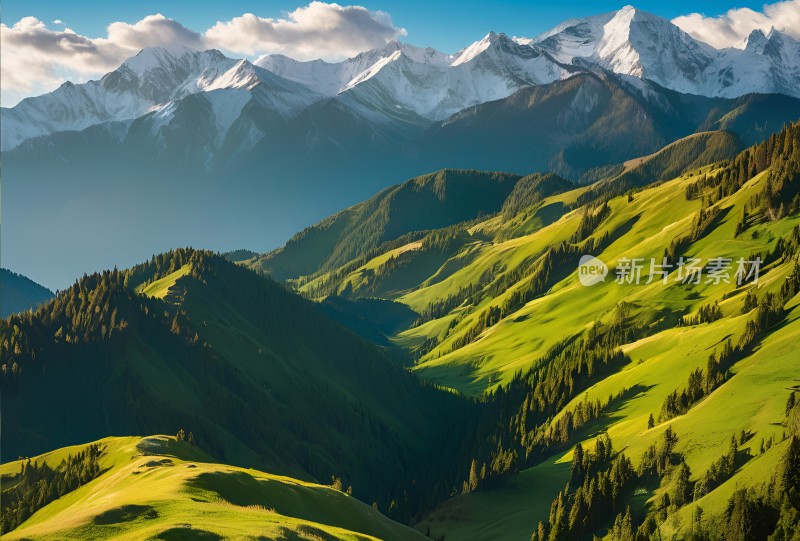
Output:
left=104, top=14, right=205, bottom=52
left=673, top=0, right=800, bottom=49
left=1, top=14, right=203, bottom=105
left=0, top=2, right=405, bottom=106
left=205, top=2, right=405, bottom=60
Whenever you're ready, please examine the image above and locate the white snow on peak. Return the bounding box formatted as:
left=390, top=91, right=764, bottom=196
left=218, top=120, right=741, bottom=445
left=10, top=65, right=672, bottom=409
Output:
left=529, top=11, right=616, bottom=63
left=255, top=41, right=451, bottom=97
left=254, top=55, right=344, bottom=96
left=120, top=44, right=198, bottom=75
left=4, top=5, right=800, bottom=151
left=202, top=60, right=262, bottom=91
left=736, top=29, right=769, bottom=52
left=343, top=50, right=403, bottom=91
left=524, top=5, right=800, bottom=97
left=1, top=46, right=321, bottom=150
left=450, top=32, right=498, bottom=66
left=258, top=31, right=574, bottom=121
left=345, top=33, right=576, bottom=120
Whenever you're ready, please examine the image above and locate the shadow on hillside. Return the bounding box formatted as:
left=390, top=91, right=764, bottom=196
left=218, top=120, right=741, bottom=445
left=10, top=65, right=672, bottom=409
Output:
left=153, top=527, right=222, bottom=540
left=270, top=526, right=343, bottom=541
left=136, top=436, right=215, bottom=465
left=94, top=504, right=158, bottom=524
left=600, top=215, right=641, bottom=251
left=572, top=384, right=656, bottom=442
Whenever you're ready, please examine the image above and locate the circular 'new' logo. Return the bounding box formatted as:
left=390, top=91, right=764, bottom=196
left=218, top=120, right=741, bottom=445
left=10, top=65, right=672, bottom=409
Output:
left=577, top=255, right=608, bottom=286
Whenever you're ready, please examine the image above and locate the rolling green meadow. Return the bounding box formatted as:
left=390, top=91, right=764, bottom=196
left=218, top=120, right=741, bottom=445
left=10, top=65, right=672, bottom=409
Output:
left=0, top=436, right=427, bottom=541
left=3, top=117, right=800, bottom=540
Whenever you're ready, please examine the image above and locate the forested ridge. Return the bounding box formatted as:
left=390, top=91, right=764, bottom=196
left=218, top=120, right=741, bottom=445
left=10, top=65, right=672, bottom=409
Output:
left=1, top=444, right=103, bottom=533
left=0, top=249, right=482, bottom=523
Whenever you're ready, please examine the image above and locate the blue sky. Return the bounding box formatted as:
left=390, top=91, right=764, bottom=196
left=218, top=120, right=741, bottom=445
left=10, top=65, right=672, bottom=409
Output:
left=3, top=0, right=773, bottom=53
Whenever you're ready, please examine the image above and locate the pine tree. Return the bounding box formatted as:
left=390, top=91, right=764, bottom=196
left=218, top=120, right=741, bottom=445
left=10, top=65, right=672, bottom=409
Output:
left=548, top=492, right=567, bottom=541
left=673, top=461, right=692, bottom=508
left=570, top=443, right=585, bottom=487
left=468, top=459, right=480, bottom=492
left=611, top=506, right=635, bottom=541
left=781, top=436, right=800, bottom=500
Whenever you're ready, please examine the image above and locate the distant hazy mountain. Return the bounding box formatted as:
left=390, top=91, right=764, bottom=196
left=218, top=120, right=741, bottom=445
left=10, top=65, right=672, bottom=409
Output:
left=0, top=269, right=54, bottom=317
left=418, top=72, right=800, bottom=178
left=252, top=169, right=523, bottom=281
left=249, top=129, right=747, bottom=284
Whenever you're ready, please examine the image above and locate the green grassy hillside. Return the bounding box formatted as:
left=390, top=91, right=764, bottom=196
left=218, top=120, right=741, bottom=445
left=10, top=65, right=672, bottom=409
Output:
left=258, top=121, right=800, bottom=540
left=4, top=120, right=799, bottom=540
left=0, top=435, right=428, bottom=541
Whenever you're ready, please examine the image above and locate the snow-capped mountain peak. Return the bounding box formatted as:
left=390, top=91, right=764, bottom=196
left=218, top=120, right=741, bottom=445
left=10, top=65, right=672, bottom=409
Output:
left=529, top=6, right=716, bottom=93
left=450, top=32, right=501, bottom=66
left=119, top=44, right=203, bottom=75
left=736, top=29, right=769, bottom=53
left=0, top=46, right=320, bottom=151
left=200, top=59, right=262, bottom=91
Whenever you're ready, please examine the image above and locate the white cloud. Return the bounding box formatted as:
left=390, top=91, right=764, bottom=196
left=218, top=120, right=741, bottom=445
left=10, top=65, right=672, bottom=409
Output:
left=673, top=0, right=800, bottom=49
left=205, top=2, right=406, bottom=60
left=1, top=14, right=202, bottom=105
left=1, top=3, right=405, bottom=106
left=52, top=19, right=64, bottom=25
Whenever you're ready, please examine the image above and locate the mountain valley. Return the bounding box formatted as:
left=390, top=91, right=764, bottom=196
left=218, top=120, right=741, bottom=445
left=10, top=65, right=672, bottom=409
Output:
left=3, top=3, right=800, bottom=540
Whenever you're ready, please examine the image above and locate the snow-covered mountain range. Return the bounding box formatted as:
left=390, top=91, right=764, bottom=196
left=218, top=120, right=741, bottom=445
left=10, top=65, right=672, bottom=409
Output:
left=1, top=45, right=321, bottom=152
left=524, top=6, right=800, bottom=99
left=2, top=5, right=799, bottom=152
left=256, top=35, right=576, bottom=122
left=1, top=34, right=577, bottom=151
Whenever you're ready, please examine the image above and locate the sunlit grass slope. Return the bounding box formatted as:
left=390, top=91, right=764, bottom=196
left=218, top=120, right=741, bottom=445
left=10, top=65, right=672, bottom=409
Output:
left=137, top=264, right=192, bottom=299
left=1, top=435, right=428, bottom=541
left=289, top=148, right=800, bottom=540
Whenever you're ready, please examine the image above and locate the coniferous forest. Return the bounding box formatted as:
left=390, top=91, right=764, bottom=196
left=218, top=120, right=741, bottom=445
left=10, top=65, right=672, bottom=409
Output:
left=3, top=6, right=800, bottom=539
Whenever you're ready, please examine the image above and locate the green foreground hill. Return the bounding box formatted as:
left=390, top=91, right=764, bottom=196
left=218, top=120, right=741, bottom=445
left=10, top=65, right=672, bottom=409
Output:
left=0, top=435, right=428, bottom=541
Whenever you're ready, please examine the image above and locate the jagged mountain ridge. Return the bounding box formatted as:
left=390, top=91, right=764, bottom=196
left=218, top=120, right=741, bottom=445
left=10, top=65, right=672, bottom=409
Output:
left=1, top=45, right=322, bottom=152
left=4, top=5, right=800, bottom=152
left=524, top=6, right=800, bottom=99
left=257, top=35, right=578, bottom=122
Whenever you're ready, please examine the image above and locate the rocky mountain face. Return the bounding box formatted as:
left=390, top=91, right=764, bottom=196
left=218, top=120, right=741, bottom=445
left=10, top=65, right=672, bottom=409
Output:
left=4, top=6, right=799, bottom=153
